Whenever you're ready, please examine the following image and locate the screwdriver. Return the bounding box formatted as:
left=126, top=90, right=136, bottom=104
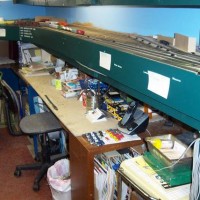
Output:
left=45, top=95, right=58, bottom=110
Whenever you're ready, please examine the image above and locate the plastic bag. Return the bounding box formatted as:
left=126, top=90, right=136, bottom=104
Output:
left=47, top=158, right=71, bottom=199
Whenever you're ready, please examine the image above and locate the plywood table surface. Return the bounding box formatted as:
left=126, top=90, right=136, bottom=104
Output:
left=21, top=74, right=117, bottom=136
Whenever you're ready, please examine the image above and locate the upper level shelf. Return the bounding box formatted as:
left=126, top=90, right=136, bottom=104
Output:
left=13, top=0, right=200, bottom=7
left=13, top=0, right=95, bottom=6
left=97, top=0, right=200, bottom=7
left=1, top=24, right=200, bottom=131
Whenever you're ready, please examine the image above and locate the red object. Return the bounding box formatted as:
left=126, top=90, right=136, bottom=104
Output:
left=76, top=30, right=85, bottom=35
left=58, top=21, right=68, bottom=26
left=105, top=137, right=110, bottom=140
left=82, top=93, right=87, bottom=107
left=39, top=19, right=50, bottom=22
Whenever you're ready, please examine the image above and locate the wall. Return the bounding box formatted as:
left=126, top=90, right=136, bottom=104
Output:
left=0, top=1, right=45, bottom=20
left=0, top=2, right=199, bottom=43
left=0, top=41, right=8, bottom=57
left=46, top=6, right=200, bottom=44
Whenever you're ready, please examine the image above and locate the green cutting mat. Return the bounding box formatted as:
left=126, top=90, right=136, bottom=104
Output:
left=143, top=152, right=192, bottom=187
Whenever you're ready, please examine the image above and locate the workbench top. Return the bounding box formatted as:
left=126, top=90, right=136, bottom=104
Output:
left=21, top=74, right=117, bottom=137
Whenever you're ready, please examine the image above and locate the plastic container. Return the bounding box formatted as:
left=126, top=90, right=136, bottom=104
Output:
left=86, top=90, right=97, bottom=112
left=47, top=159, right=71, bottom=200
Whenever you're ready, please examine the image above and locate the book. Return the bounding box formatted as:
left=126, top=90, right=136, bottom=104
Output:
left=19, top=64, right=53, bottom=77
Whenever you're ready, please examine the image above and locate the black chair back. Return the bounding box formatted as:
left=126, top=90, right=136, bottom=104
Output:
left=1, top=79, right=22, bottom=136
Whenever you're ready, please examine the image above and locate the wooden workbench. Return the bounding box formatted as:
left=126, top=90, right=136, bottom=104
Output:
left=20, top=74, right=117, bottom=135
left=19, top=73, right=143, bottom=200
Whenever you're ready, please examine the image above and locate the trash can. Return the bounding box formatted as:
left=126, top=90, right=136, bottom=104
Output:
left=47, top=159, right=71, bottom=200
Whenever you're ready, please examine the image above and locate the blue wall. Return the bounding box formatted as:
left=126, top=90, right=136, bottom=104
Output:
left=0, top=1, right=45, bottom=20
left=46, top=6, right=200, bottom=43
left=0, top=2, right=199, bottom=43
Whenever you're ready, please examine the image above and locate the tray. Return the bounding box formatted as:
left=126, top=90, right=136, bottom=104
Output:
left=145, top=134, right=193, bottom=169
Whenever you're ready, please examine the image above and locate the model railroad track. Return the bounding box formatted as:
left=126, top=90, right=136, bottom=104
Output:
left=71, top=24, right=200, bottom=71
left=43, top=24, right=200, bottom=73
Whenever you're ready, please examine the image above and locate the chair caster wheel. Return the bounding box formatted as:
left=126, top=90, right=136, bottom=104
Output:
left=35, top=152, right=42, bottom=162
left=33, top=182, right=40, bottom=191
left=34, top=156, right=40, bottom=162
left=14, top=169, right=21, bottom=177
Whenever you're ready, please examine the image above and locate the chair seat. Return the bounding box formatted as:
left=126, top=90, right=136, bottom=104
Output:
left=20, top=112, right=62, bottom=135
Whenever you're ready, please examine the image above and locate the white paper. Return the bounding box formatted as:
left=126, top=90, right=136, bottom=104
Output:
left=147, top=71, right=170, bottom=99
left=0, top=28, right=6, bottom=37
left=99, top=51, right=111, bottom=70
left=86, top=108, right=107, bottom=123
left=94, top=159, right=115, bottom=200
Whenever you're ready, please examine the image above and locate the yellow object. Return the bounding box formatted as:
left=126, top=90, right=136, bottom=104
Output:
left=151, top=138, right=162, bottom=149
left=5, top=20, right=15, bottom=25
left=55, top=79, right=62, bottom=90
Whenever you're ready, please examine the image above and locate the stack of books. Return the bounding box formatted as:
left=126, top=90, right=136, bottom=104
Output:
left=61, top=81, right=82, bottom=98
left=19, top=63, right=53, bottom=77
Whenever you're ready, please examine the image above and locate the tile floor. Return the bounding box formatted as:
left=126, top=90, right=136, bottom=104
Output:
left=0, top=127, right=52, bottom=200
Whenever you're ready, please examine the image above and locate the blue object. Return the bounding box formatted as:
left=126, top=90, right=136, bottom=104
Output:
left=112, top=163, right=120, bottom=171
left=79, top=79, right=108, bottom=91
left=27, top=86, right=40, bottom=158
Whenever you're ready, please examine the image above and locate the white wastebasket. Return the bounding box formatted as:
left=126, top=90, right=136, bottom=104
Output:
left=47, top=159, right=71, bottom=200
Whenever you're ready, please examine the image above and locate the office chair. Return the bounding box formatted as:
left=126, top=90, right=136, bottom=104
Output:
left=0, top=78, right=66, bottom=191
left=0, top=76, right=22, bottom=136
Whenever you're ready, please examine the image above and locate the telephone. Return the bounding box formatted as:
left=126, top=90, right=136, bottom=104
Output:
left=118, top=101, right=149, bottom=135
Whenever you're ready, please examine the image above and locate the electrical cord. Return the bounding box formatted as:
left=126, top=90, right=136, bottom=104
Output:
left=190, top=138, right=200, bottom=200
left=155, top=138, right=197, bottom=172
left=151, top=137, right=200, bottom=199
left=145, top=129, right=152, bottom=136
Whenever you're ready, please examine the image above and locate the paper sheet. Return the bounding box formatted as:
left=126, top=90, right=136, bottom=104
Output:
left=148, top=71, right=170, bottom=99
left=0, top=28, right=6, bottom=37
left=99, top=51, right=111, bottom=70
